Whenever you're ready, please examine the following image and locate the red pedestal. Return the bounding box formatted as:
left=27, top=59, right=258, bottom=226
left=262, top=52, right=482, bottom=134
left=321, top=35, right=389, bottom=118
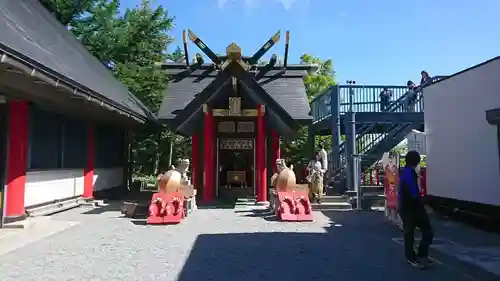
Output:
left=202, top=107, right=215, bottom=203
left=83, top=124, right=94, bottom=199
left=192, top=134, right=199, bottom=188
left=5, top=101, right=29, bottom=218
left=256, top=105, right=267, bottom=203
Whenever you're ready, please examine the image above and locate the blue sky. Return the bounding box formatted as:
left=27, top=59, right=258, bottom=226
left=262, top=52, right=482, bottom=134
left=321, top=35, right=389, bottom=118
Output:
left=121, top=0, right=499, bottom=85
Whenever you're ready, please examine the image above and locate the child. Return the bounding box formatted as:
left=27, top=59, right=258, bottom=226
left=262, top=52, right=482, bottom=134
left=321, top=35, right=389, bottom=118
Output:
left=399, top=151, right=434, bottom=268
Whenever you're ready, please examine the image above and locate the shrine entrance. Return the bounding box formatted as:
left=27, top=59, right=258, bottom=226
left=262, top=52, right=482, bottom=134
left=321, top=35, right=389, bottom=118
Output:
left=217, top=138, right=255, bottom=200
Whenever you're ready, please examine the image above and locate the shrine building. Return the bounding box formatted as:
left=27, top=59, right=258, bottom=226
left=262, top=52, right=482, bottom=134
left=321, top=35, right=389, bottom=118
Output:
left=157, top=30, right=315, bottom=203
left=0, top=1, right=153, bottom=222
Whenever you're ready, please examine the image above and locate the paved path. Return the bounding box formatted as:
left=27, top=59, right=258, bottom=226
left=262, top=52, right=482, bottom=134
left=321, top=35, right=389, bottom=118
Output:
left=0, top=203, right=498, bottom=281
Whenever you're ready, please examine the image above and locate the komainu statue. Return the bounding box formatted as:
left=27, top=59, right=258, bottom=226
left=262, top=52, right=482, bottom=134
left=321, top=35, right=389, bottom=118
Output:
left=147, top=159, right=196, bottom=224
left=270, top=159, right=312, bottom=222
left=271, top=159, right=296, bottom=192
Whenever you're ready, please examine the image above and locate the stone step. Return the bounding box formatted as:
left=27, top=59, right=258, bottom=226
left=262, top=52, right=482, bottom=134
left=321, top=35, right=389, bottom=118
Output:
left=25, top=198, right=82, bottom=217
left=320, top=195, right=349, bottom=203
left=312, top=202, right=352, bottom=211
left=349, top=195, right=386, bottom=210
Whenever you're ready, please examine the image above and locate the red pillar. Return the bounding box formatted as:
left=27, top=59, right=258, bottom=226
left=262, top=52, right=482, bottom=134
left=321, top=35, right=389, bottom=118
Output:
left=271, top=130, right=280, bottom=173
left=83, top=124, right=94, bottom=199
left=192, top=134, right=199, bottom=188
left=256, top=104, right=267, bottom=203
left=202, top=105, right=215, bottom=202
left=5, top=101, right=29, bottom=218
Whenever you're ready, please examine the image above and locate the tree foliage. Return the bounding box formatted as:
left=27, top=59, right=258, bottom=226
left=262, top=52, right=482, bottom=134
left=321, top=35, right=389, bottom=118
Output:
left=300, top=54, right=336, bottom=102
left=42, top=0, right=188, bottom=176
left=281, top=54, right=336, bottom=166
left=39, top=0, right=94, bottom=26
left=42, top=0, right=338, bottom=176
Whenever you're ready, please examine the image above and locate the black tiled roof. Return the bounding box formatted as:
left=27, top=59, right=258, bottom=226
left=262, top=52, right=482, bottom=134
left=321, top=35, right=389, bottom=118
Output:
left=158, top=67, right=311, bottom=121
left=0, top=0, right=152, bottom=120
left=158, top=76, right=216, bottom=119
left=162, top=61, right=302, bottom=136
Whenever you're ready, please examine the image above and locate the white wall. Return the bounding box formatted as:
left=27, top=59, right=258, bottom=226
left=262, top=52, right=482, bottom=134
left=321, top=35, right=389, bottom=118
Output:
left=24, top=167, right=124, bottom=207
left=25, top=169, right=84, bottom=207
left=93, top=167, right=123, bottom=192
left=424, top=58, right=500, bottom=206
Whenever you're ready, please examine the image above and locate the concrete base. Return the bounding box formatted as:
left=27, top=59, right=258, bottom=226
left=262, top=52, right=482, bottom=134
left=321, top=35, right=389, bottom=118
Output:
left=256, top=201, right=270, bottom=207
left=25, top=198, right=82, bottom=217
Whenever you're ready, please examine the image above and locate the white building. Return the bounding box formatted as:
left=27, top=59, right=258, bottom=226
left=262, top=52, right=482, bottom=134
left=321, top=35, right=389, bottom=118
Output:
left=423, top=56, right=500, bottom=219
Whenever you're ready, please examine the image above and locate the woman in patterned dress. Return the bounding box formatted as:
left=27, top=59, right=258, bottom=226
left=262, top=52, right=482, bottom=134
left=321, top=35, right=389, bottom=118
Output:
left=307, top=152, right=326, bottom=203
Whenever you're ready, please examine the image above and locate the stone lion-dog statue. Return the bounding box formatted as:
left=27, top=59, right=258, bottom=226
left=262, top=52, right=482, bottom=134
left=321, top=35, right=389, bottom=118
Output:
left=156, top=159, right=196, bottom=199
left=271, top=159, right=296, bottom=192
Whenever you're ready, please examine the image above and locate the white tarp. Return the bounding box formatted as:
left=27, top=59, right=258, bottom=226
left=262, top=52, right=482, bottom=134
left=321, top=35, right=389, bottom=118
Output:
left=406, top=129, right=427, bottom=155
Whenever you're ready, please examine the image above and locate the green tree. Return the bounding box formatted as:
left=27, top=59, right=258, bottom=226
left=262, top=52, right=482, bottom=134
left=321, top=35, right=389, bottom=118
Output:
left=167, top=46, right=185, bottom=63
left=39, top=0, right=95, bottom=26
left=43, top=0, right=177, bottom=176
left=282, top=54, right=336, bottom=166
left=300, top=54, right=336, bottom=101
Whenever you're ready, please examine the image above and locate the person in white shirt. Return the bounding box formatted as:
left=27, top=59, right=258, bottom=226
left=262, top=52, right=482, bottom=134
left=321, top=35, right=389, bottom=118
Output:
left=318, top=144, right=328, bottom=171
left=307, top=152, right=326, bottom=202
left=318, top=145, right=328, bottom=194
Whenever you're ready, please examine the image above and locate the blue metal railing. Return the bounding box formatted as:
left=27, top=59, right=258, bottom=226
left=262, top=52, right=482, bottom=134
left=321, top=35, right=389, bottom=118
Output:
left=323, top=76, right=449, bottom=181
left=311, top=76, right=448, bottom=124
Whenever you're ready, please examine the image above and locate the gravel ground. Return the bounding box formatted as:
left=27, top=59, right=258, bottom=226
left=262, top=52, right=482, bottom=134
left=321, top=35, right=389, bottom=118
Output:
left=0, top=202, right=488, bottom=281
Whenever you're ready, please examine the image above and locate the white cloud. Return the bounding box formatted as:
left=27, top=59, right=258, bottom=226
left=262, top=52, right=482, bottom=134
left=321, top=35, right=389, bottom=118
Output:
left=277, top=0, right=310, bottom=10
left=216, top=0, right=309, bottom=10
left=217, top=0, right=230, bottom=9
left=277, top=0, right=296, bottom=10
left=244, top=0, right=259, bottom=8
left=338, top=10, right=348, bottom=19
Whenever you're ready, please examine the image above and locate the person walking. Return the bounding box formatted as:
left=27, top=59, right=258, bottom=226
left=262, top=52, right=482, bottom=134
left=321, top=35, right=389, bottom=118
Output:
left=405, top=80, right=418, bottom=112
left=379, top=88, right=393, bottom=111
left=317, top=144, right=328, bottom=195
left=398, top=150, right=434, bottom=268
left=307, top=152, right=326, bottom=203
left=420, top=70, right=432, bottom=87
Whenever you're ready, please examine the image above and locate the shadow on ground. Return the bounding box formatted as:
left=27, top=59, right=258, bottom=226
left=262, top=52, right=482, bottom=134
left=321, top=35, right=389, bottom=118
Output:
left=175, top=211, right=497, bottom=281
left=238, top=208, right=278, bottom=221
left=81, top=202, right=124, bottom=215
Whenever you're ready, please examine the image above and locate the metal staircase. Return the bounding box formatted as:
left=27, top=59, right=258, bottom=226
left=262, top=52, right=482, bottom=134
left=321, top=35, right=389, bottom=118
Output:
left=309, top=77, right=447, bottom=192
left=327, top=93, right=424, bottom=191
left=339, top=91, right=424, bottom=171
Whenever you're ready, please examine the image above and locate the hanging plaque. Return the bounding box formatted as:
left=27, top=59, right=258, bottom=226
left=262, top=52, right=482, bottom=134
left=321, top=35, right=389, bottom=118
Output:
left=219, top=138, right=253, bottom=150
left=218, top=121, right=236, bottom=133
left=237, top=122, right=254, bottom=133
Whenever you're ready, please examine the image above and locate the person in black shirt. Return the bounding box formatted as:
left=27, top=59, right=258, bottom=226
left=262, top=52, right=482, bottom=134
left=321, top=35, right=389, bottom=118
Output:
left=379, top=88, right=392, bottom=111
left=398, top=151, right=434, bottom=268
left=405, top=80, right=418, bottom=112
left=420, top=70, right=432, bottom=87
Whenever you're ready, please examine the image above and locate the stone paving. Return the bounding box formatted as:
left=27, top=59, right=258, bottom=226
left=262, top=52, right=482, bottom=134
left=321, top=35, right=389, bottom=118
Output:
left=0, top=202, right=498, bottom=281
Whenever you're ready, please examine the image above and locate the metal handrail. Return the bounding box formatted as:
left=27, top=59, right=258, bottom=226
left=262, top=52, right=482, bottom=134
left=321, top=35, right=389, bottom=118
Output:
left=327, top=76, right=448, bottom=181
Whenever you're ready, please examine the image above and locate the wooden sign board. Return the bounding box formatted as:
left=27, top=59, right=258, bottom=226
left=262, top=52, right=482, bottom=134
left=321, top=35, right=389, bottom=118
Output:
left=139, top=182, right=159, bottom=193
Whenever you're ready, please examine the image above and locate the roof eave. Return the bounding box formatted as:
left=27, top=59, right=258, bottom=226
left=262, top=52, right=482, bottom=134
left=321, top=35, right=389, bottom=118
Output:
left=157, top=62, right=317, bottom=76
left=0, top=44, right=152, bottom=123
left=486, top=108, right=500, bottom=125
left=168, top=72, right=231, bottom=131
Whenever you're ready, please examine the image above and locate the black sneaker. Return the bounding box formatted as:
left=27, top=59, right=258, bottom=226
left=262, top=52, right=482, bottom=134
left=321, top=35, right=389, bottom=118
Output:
left=418, top=258, right=436, bottom=267
left=407, top=259, right=425, bottom=269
